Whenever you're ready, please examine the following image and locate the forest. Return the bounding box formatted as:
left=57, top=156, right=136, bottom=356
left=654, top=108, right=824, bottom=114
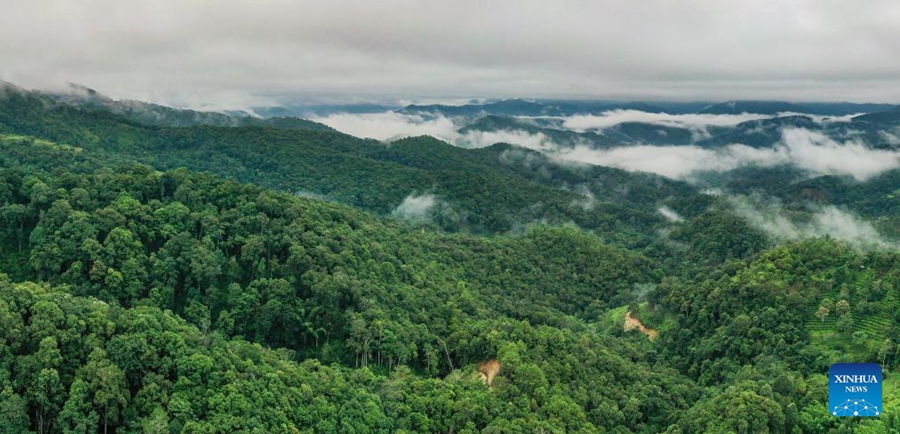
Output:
left=0, top=83, right=899, bottom=433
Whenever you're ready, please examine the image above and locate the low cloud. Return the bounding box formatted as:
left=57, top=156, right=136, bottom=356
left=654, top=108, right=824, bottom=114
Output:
left=728, top=196, right=896, bottom=249
left=312, top=112, right=899, bottom=181
left=777, top=112, right=860, bottom=124
left=392, top=193, right=438, bottom=221
left=311, top=112, right=458, bottom=142
left=312, top=111, right=558, bottom=151
left=878, top=130, right=900, bottom=146
left=568, top=184, right=596, bottom=210
left=558, top=110, right=860, bottom=142
left=553, top=128, right=900, bottom=180
left=561, top=110, right=771, bottom=131
left=294, top=190, right=330, bottom=201
left=457, top=129, right=555, bottom=151
left=658, top=206, right=684, bottom=223
left=553, top=143, right=781, bottom=179
left=779, top=128, right=900, bottom=180
left=498, top=148, right=545, bottom=167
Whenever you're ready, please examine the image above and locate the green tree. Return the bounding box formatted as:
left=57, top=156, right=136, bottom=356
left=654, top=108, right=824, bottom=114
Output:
left=0, top=203, right=30, bottom=252
left=141, top=407, right=170, bottom=434
left=835, top=300, right=851, bottom=317
left=852, top=331, right=868, bottom=347
left=0, top=389, right=34, bottom=434
left=82, top=348, right=128, bottom=434
left=27, top=369, right=64, bottom=434
left=58, top=378, right=99, bottom=434
left=880, top=339, right=894, bottom=368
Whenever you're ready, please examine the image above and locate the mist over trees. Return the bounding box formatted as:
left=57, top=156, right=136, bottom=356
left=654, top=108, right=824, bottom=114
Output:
left=0, top=84, right=898, bottom=432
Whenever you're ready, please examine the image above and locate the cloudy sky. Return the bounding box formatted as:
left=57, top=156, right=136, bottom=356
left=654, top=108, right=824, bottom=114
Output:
left=3, top=0, right=900, bottom=108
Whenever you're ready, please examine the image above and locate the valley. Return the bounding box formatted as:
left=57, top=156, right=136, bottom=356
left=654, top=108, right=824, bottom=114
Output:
left=0, top=81, right=898, bottom=432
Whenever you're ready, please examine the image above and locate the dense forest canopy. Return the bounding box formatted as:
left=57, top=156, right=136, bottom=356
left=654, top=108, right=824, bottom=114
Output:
left=0, top=83, right=898, bottom=433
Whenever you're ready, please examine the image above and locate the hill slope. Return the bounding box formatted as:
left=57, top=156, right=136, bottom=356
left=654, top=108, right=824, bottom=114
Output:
left=0, top=85, right=696, bottom=238
left=0, top=87, right=898, bottom=433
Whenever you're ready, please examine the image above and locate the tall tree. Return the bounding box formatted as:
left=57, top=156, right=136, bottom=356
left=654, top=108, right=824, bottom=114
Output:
left=82, top=349, right=128, bottom=434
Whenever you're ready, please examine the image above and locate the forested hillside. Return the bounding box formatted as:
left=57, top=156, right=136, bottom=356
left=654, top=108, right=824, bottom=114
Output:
left=0, top=86, right=898, bottom=433
left=0, top=84, right=696, bottom=240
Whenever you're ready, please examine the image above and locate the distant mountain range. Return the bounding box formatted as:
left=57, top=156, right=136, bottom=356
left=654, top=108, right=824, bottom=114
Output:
left=5, top=82, right=900, bottom=151
left=460, top=108, right=900, bottom=150
left=400, top=98, right=896, bottom=118
left=14, top=81, right=899, bottom=121
left=853, top=105, right=900, bottom=125
left=698, top=100, right=808, bottom=115
left=0, top=80, right=897, bottom=238
left=27, top=82, right=334, bottom=131
left=698, top=100, right=897, bottom=116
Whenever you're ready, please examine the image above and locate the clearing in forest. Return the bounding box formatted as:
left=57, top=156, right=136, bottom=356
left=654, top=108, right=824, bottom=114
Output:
left=478, top=359, right=502, bottom=386
left=625, top=311, right=659, bottom=341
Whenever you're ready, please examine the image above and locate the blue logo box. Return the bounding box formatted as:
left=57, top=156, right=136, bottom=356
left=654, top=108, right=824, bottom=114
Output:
left=829, top=363, right=882, bottom=417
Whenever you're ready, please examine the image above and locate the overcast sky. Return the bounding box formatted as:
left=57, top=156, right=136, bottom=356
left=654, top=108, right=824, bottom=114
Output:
left=3, top=0, right=900, bottom=109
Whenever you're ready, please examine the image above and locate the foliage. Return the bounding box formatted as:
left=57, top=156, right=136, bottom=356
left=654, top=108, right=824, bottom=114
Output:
left=0, top=87, right=898, bottom=432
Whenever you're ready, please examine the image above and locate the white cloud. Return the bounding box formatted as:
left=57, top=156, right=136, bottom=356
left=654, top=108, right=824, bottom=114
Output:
left=776, top=112, right=860, bottom=124
left=561, top=110, right=771, bottom=131
left=879, top=130, right=900, bottom=145
left=553, top=143, right=779, bottom=179
left=391, top=193, right=438, bottom=220
left=311, top=111, right=557, bottom=151
left=311, top=112, right=899, bottom=181
left=310, top=111, right=459, bottom=141
left=554, top=110, right=864, bottom=141
left=658, top=206, right=684, bottom=223
left=570, top=185, right=596, bottom=210
left=457, top=129, right=555, bottom=151
left=728, top=196, right=896, bottom=249
left=552, top=128, right=900, bottom=180
left=779, top=128, right=900, bottom=181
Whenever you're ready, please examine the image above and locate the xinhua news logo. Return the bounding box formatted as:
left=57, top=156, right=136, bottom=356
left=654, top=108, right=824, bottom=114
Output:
left=829, top=363, right=882, bottom=417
